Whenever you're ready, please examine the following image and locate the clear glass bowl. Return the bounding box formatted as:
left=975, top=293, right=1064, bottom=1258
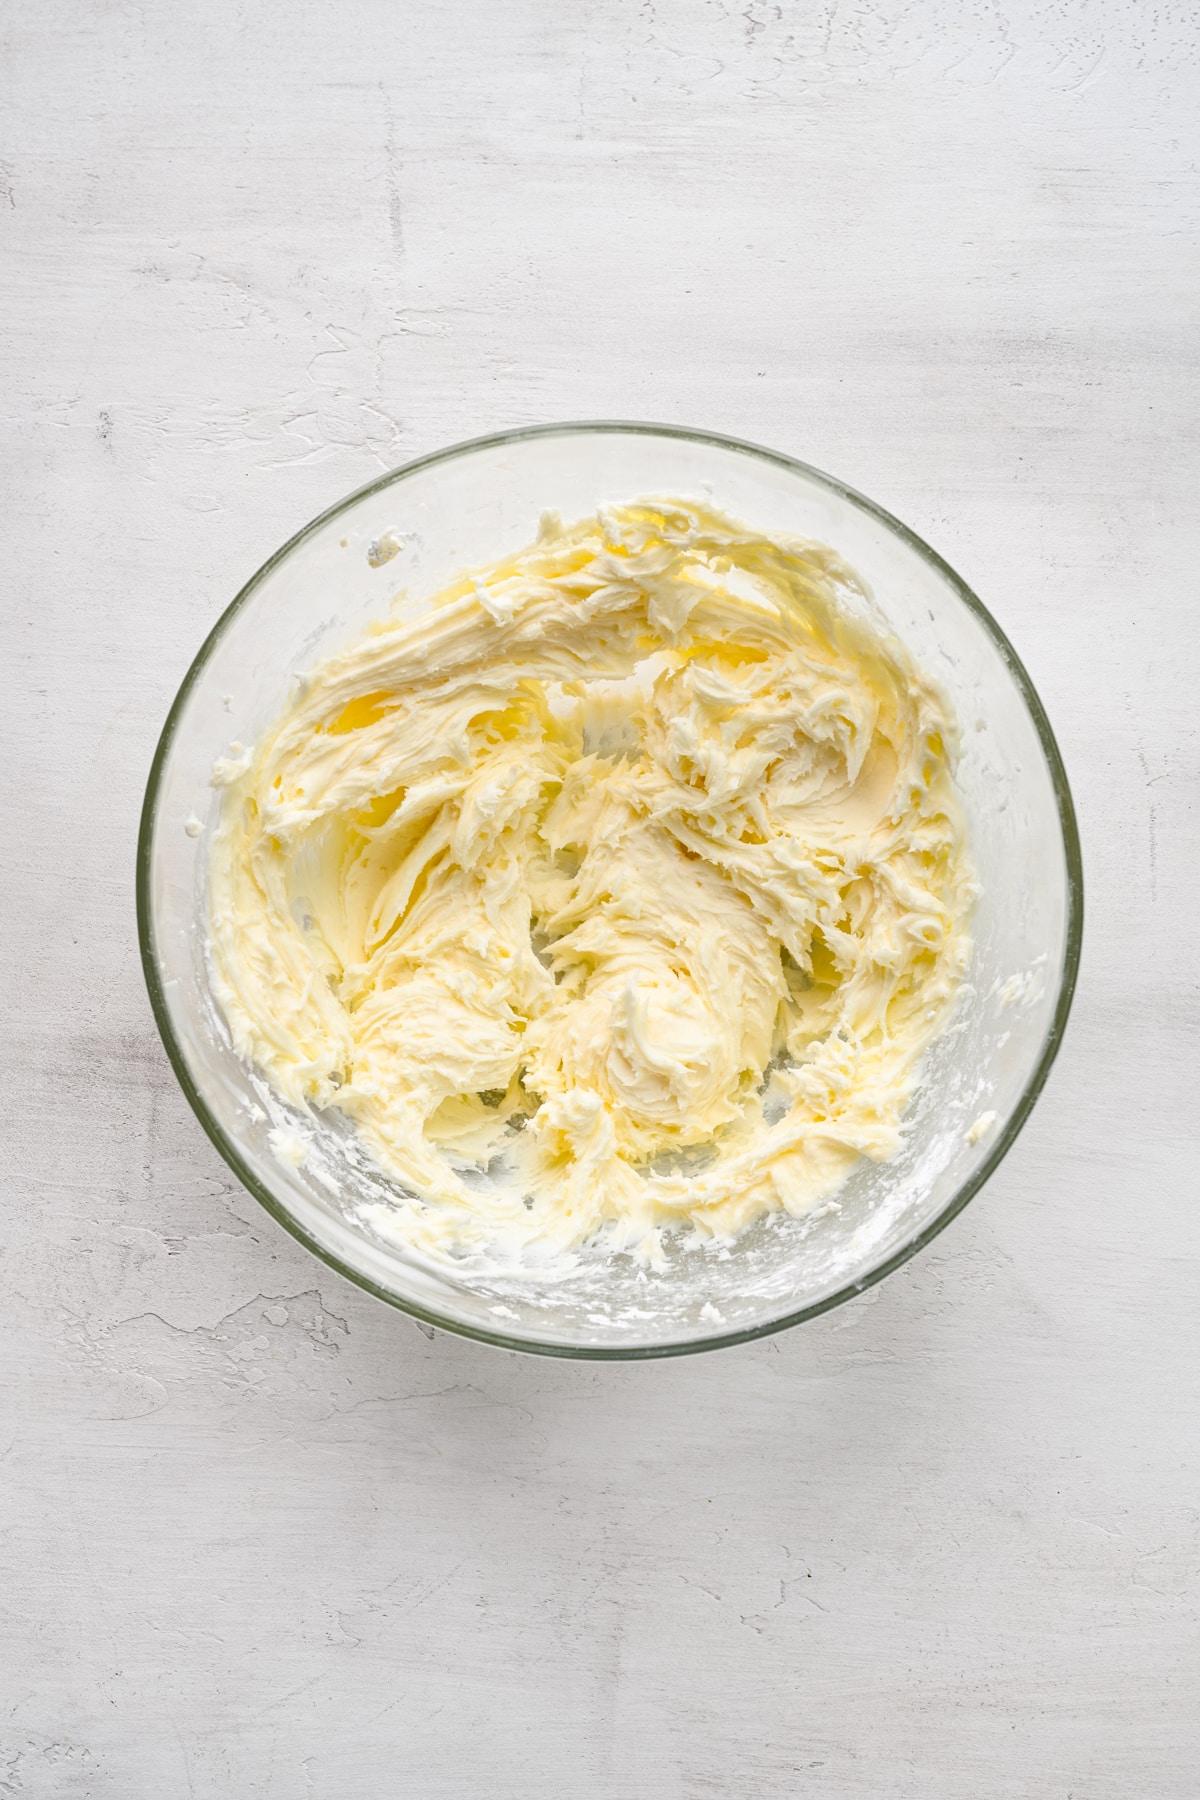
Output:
left=138, top=424, right=1082, bottom=1358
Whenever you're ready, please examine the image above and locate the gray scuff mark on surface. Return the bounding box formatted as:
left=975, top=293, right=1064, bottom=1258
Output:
left=380, top=84, right=404, bottom=260
left=1135, top=740, right=1159, bottom=903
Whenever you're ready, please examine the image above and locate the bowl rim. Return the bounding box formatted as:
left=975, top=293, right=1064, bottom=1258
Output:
left=137, top=419, right=1084, bottom=1359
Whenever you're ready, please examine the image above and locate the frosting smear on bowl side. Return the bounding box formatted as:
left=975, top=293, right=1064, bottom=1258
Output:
left=209, top=502, right=974, bottom=1270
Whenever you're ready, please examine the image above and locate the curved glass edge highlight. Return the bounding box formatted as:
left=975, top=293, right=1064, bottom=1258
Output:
left=136, top=421, right=1085, bottom=1360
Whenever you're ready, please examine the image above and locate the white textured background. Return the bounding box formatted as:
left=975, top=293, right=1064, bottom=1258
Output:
left=3, top=2, right=1199, bottom=1794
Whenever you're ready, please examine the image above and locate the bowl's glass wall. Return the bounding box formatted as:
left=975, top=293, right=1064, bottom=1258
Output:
left=142, top=428, right=1076, bottom=1353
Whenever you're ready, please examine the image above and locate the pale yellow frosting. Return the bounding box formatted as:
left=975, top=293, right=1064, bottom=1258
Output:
left=209, top=502, right=973, bottom=1269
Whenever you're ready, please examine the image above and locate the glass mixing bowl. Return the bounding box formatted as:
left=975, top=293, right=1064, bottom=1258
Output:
left=138, top=424, right=1082, bottom=1357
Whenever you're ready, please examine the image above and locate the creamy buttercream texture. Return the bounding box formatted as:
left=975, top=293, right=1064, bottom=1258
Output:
left=209, top=502, right=973, bottom=1267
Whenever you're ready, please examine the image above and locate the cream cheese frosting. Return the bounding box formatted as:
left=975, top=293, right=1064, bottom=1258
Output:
left=209, top=501, right=974, bottom=1270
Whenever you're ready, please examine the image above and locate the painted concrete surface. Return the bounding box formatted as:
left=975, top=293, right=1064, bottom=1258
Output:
left=3, top=2, right=1198, bottom=1794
